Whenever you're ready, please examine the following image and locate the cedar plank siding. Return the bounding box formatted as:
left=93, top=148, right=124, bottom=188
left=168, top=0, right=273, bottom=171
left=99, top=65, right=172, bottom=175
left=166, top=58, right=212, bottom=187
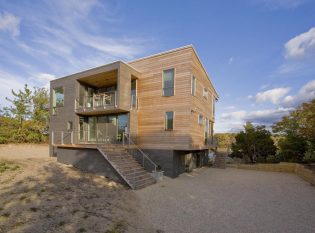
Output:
left=129, top=46, right=217, bottom=150
left=129, top=47, right=193, bottom=150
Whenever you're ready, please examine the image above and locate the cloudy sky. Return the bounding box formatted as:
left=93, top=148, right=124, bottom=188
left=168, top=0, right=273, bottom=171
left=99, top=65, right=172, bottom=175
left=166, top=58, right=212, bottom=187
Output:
left=0, top=0, right=314, bottom=132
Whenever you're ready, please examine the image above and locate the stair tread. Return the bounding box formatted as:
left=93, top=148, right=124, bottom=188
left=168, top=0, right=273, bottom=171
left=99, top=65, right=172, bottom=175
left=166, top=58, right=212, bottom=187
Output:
left=98, top=147, right=157, bottom=190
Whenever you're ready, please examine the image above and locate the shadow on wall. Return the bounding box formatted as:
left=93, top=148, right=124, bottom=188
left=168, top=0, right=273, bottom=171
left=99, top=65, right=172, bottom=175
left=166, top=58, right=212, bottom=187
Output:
left=0, top=160, right=150, bottom=233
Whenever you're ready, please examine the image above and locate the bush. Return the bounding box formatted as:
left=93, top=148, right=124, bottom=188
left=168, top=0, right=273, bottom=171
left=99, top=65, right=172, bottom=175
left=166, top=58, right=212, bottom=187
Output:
left=266, top=155, right=279, bottom=163
left=303, top=150, right=315, bottom=163
left=0, top=136, right=8, bottom=144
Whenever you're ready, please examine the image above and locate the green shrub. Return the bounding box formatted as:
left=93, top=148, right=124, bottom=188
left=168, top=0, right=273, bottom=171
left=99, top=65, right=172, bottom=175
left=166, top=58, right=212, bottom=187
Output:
left=303, top=150, right=315, bottom=163
left=266, top=155, right=279, bottom=163
left=0, top=136, right=8, bottom=144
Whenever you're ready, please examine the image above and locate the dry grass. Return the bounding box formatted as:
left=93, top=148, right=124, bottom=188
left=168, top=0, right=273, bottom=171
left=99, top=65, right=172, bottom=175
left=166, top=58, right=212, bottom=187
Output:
left=0, top=144, right=154, bottom=233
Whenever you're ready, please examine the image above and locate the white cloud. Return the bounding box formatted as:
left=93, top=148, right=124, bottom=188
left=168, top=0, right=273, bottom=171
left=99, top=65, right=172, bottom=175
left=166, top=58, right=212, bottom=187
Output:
left=284, top=27, right=315, bottom=59
left=283, top=80, right=315, bottom=107
left=254, top=0, right=307, bottom=9
left=255, top=87, right=291, bottom=104
left=217, top=107, right=293, bottom=132
left=0, top=70, right=25, bottom=106
left=259, top=84, right=270, bottom=90
left=0, top=11, right=20, bottom=36
left=228, top=57, right=234, bottom=64
left=224, top=106, right=236, bottom=110
left=29, top=73, right=56, bottom=89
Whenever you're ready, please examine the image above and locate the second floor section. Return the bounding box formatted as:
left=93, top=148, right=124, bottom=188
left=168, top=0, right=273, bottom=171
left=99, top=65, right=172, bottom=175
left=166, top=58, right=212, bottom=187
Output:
left=50, top=61, right=140, bottom=116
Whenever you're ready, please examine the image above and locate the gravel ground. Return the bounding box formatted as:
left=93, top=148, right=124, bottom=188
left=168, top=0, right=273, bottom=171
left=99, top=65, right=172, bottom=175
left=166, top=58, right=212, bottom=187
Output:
left=136, top=167, right=315, bottom=233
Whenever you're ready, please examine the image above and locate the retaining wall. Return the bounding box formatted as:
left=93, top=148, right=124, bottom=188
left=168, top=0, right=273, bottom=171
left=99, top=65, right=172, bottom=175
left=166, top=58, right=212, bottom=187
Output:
left=227, top=162, right=315, bottom=186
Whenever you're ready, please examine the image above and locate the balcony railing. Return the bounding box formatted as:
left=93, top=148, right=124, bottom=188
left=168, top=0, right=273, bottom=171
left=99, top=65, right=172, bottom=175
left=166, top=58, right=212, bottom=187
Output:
left=75, top=91, right=117, bottom=111
left=51, top=129, right=125, bottom=145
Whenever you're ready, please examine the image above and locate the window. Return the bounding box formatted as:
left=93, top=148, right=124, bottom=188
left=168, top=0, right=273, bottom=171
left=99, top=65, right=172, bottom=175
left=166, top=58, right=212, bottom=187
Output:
left=162, top=68, right=175, bottom=96
left=67, top=121, right=73, bottom=131
left=203, top=88, right=208, bottom=99
left=53, top=87, right=64, bottom=107
left=212, top=95, right=215, bottom=117
left=205, top=118, right=209, bottom=144
left=165, top=111, right=174, bottom=130
left=191, top=76, right=196, bottom=96
left=198, top=114, right=203, bottom=125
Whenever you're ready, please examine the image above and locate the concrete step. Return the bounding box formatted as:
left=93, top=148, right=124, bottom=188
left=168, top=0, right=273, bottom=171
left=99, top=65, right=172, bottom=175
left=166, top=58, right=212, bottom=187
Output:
left=98, top=146, right=156, bottom=189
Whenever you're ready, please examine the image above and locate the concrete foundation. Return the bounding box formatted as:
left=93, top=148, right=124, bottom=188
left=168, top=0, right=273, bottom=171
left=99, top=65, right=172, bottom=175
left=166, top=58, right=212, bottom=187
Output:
left=56, top=147, right=126, bottom=184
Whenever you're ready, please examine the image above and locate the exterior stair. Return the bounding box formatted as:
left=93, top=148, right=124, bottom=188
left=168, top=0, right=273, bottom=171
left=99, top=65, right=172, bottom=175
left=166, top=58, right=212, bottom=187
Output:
left=213, top=150, right=226, bottom=169
left=97, top=145, right=156, bottom=189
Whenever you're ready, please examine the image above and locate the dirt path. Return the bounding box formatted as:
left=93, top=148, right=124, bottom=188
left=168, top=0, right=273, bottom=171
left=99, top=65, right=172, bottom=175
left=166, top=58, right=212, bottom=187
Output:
left=0, top=144, right=154, bottom=233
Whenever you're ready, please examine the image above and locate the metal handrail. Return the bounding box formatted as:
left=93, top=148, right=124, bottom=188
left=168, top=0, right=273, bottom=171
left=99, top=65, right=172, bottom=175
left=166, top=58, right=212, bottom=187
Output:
left=123, top=133, right=157, bottom=172
left=51, top=129, right=116, bottom=145
left=75, top=91, right=117, bottom=110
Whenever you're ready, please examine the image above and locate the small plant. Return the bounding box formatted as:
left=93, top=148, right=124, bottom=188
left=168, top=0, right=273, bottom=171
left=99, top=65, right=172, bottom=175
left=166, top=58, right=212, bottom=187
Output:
left=19, top=195, right=27, bottom=201
left=78, top=228, right=86, bottom=232
left=156, top=165, right=162, bottom=171
left=266, top=155, right=279, bottom=163
left=59, top=221, right=66, bottom=226
left=106, top=220, right=127, bottom=233
left=2, top=212, right=10, bottom=217
left=46, top=214, right=51, bottom=218
left=30, top=207, right=38, bottom=212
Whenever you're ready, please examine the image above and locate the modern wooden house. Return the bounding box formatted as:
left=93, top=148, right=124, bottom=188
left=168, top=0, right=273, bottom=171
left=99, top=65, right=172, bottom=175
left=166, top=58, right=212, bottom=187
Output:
left=50, top=45, right=218, bottom=189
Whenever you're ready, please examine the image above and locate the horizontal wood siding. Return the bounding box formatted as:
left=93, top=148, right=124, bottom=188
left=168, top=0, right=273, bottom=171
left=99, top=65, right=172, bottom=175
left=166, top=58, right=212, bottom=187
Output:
left=129, top=47, right=193, bottom=150
left=190, top=52, right=216, bottom=149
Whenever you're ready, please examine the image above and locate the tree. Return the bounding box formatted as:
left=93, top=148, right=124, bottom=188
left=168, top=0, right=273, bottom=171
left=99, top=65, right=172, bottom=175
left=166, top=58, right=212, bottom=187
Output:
left=273, top=99, right=315, bottom=162
left=231, top=122, right=276, bottom=163
left=32, top=87, right=49, bottom=123
left=4, top=84, right=32, bottom=130
left=214, top=133, right=236, bottom=149
left=0, top=85, right=50, bottom=144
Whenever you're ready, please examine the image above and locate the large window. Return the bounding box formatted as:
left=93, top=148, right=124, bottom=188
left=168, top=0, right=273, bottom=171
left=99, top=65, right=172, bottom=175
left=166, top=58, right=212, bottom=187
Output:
left=198, top=114, right=203, bottom=125
left=212, top=95, right=215, bottom=117
left=165, top=111, right=174, bottom=130
left=53, top=87, right=64, bottom=107
left=203, top=88, right=208, bottom=99
left=191, top=75, right=196, bottom=96
left=162, top=68, right=175, bottom=96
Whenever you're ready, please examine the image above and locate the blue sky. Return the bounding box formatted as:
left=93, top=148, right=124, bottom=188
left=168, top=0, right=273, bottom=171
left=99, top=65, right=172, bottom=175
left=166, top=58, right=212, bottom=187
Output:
left=0, top=0, right=314, bottom=132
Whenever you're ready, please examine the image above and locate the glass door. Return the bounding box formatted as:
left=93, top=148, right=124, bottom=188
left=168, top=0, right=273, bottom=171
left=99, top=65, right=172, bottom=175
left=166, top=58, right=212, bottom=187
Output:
left=88, top=117, right=97, bottom=142
left=117, top=114, right=128, bottom=143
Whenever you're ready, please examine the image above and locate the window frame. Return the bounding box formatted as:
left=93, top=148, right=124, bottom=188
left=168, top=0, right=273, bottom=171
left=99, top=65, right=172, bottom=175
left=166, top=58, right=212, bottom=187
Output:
left=191, top=75, right=196, bottom=96
left=198, top=114, right=204, bottom=125
left=53, top=86, right=64, bottom=108
left=203, top=88, right=208, bottom=99
left=165, top=111, right=174, bottom=131
left=67, top=121, right=73, bottom=131
left=162, top=68, right=175, bottom=97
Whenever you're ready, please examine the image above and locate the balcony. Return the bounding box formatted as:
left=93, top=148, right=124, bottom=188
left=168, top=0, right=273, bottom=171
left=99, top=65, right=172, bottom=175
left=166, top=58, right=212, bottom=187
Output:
left=75, top=91, right=117, bottom=113
left=74, top=61, right=140, bottom=115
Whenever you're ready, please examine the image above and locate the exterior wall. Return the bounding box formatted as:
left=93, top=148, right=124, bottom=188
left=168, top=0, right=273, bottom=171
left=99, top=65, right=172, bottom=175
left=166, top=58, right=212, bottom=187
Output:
left=190, top=51, right=217, bottom=149
left=49, top=62, right=139, bottom=154
left=129, top=46, right=218, bottom=151
left=129, top=47, right=194, bottom=150
left=128, top=148, right=209, bottom=178
left=56, top=147, right=126, bottom=184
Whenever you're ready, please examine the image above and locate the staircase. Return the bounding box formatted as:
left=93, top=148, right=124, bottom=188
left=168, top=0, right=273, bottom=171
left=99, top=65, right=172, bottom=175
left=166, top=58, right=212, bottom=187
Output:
left=97, top=145, right=156, bottom=189
left=213, top=151, right=226, bottom=169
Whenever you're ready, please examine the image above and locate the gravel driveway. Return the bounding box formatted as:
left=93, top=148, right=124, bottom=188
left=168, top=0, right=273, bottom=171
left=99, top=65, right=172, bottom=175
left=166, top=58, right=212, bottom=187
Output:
left=136, top=167, right=315, bottom=233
